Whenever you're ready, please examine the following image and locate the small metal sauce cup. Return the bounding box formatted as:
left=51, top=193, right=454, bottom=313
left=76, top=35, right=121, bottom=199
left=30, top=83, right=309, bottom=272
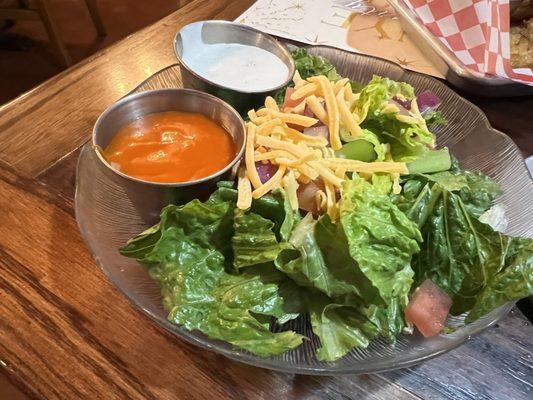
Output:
left=92, top=88, right=245, bottom=222
left=174, top=20, right=295, bottom=115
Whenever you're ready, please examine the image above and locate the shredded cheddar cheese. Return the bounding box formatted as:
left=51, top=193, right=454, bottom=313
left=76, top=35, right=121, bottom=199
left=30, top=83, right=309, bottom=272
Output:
left=237, top=168, right=252, bottom=210
left=252, top=164, right=287, bottom=199
left=291, top=82, right=318, bottom=100
left=306, top=95, right=328, bottom=125
left=281, top=170, right=299, bottom=210
left=265, top=96, right=279, bottom=111
left=235, top=72, right=412, bottom=219
left=245, top=123, right=263, bottom=189
left=309, top=76, right=341, bottom=150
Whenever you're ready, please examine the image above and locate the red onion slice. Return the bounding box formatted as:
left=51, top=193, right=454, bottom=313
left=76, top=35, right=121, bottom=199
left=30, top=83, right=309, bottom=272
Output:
left=255, top=162, right=278, bottom=184
left=416, top=91, right=441, bottom=114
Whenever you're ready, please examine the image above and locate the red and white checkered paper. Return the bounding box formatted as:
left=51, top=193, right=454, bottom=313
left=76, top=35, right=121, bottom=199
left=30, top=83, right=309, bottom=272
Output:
left=403, top=0, right=533, bottom=85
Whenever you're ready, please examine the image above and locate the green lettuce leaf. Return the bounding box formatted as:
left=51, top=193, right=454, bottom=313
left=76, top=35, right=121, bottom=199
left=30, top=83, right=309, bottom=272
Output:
left=275, top=214, right=380, bottom=302
left=356, top=76, right=438, bottom=162
left=232, top=209, right=290, bottom=270
left=276, top=203, right=408, bottom=349
left=308, top=294, right=379, bottom=361
left=119, top=223, right=161, bottom=260
left=292, top=47, right=341, bottom=81
left=120, top=189, right=303, bottom=356
left=338, top=179, right=422, bottom=340
left=340, top=179, right=421, bottom=306
left=398, top=173, right=502, bottom=298
left=414, top=167, right=501, bottom=217
left=276, top=214, right=356, bottom=298
left=363, top=117, right=435, bottom=162
left=203, top=183, right=298, bottom=242
left=397, top=168, right=501, bottom=226
left=455, top=171, right=502, bottom=218
left=423, top=110, right=447, bottom=127
left=361, top=129, right=386, bottom=161
left=240, top=264, right=308, bottom=325
left=367, top=297, right=406, bottom=341
left=356, top=76, right=414, bottom=122
left=407, top=148, right=451, bottom=174
left=399, top=169, right=532, bottom=318
left=413, top=188, right=508, bottom=309
left=251, top=189, right=299, bottom=241
left=197, top=272, right=303, bottom=356
left=465, top=238, right=533, bottom=322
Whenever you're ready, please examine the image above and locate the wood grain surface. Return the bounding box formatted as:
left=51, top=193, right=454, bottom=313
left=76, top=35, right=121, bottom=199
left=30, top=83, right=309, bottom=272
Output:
left=0, top=1, right=532, bottom=399
left=0, top=0, right=255, bottom=177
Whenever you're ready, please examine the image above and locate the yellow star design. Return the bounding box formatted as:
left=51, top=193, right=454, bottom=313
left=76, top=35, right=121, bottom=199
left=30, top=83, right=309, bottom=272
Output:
left=395, top=57, right=415, bottom=67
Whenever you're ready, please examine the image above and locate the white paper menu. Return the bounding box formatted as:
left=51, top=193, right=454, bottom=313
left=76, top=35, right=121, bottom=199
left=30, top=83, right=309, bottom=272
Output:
left=237, top=0, right=444, bottom=78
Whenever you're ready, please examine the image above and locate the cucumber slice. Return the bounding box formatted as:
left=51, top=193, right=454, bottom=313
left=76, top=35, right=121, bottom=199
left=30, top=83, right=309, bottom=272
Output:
left=335, top=140, right=377, bottom=162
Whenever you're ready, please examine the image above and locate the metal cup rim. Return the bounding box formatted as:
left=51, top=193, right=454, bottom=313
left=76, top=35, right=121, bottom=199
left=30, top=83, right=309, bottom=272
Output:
left=173, top=20, right=295, bottom=94
left=91, top=88, right=246, bottom=188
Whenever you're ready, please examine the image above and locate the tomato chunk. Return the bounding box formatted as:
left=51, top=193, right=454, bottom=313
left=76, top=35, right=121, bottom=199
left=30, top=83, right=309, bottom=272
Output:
left=405, top=279, right=452, bottom=338
left=282, top=87, right=302, bottom=111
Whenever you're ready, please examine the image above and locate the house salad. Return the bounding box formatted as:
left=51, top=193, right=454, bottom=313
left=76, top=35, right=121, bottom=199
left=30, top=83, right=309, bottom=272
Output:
left=120, top=49, right=533, bottom=362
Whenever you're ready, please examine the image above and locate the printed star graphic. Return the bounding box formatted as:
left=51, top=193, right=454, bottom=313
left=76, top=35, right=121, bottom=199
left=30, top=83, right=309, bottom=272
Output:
left=395, top=57, right=415, bottom=67
left=287, top=1, right=304, bottom=11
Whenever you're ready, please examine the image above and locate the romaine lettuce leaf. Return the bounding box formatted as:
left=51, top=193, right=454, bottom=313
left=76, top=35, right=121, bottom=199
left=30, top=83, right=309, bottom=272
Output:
left=275, top=214, right=362, bottom=298
left=455, top=171, right=502, bottom=218
left=308, top=294, right=379, bottom=361
left=423, top=110, right=446, bottom=126
left=251, top=189, right=299, bottom=241
left=397, top=168, right=501, bottom=226
left=413, top=188, right=508, bottom=307
left=337, top=179, right=422, bottom=340
left=367, top=297, right=406, bottom=341
left=120, top=189, right=303, bottom=356
left=200, top=272, right=304, bottom=356
left=399, top=173, right=500, bottom=297
left=414, top=166, right=501, bottom=218
left=275, top=213, right=381, bottom=303
left=406, top=148, right=451, bottom=174
left=232, top=209, right=290, bottom=270
left=204, top=183, right=299, bottom=242
left=465, top=238, right=533, bottom=322
left=239, top=263, right=308, bottom=325
left=119, top=223, right=161, bottom=260
left=399, top=169, right=532, bottom=318
left=361, top=129, right=386, bottom=161
left=340, top=179, right=421, bottom=306
left=275, top=185, right=421, bottom=331
left=356, top=76, right=437, bottom=163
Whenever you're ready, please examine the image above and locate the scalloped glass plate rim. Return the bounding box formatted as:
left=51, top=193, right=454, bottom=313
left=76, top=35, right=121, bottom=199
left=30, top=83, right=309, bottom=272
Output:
left=75, top=45, right=531, bottom=375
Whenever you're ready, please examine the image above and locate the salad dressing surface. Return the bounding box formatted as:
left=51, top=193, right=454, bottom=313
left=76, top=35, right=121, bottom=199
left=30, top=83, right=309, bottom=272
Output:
left=104, top=111, right=235, bottom=183
left=181, top=42, right=289, bottom=92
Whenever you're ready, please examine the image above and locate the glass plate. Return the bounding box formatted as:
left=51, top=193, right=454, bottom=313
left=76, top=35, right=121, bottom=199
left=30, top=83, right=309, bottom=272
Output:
left=75, top=46, right=533, bottom=375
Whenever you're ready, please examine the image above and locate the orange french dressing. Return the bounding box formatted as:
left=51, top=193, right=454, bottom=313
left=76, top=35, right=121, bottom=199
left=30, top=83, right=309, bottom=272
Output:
left=104, top=111, right=236, bottom=183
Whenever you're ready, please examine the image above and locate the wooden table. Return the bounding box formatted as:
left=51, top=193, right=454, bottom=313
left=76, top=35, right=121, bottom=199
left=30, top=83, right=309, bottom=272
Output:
left=0, top=1, right=531, bottom=399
